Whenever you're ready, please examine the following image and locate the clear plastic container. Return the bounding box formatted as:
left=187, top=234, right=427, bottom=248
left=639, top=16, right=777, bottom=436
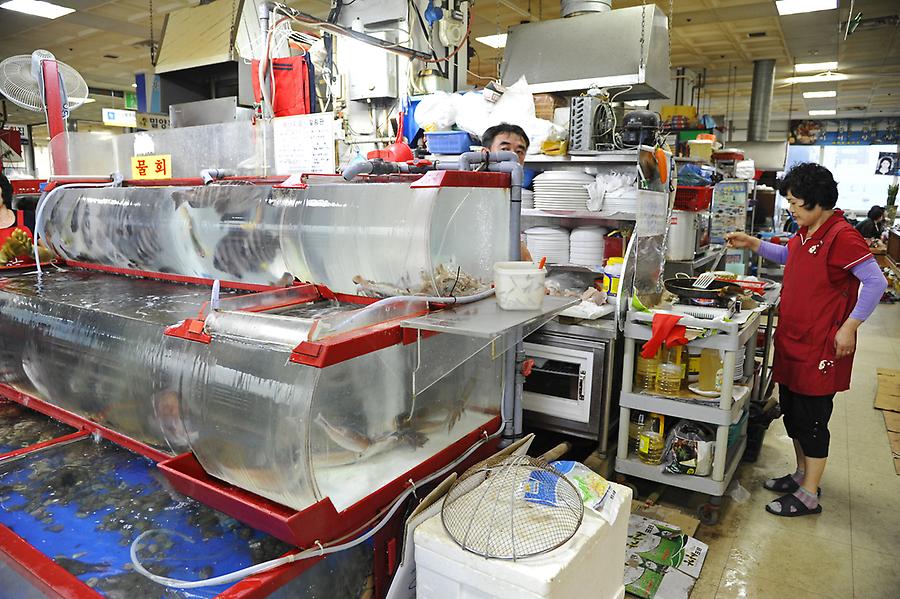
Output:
left=493, top=262, right=546, bottom=310
left=637, top=413, right=665, bottom=465
left=699, top=348, right=723, bottom=393
left=656, top=346, right=683, bottom=395
left=634, top=348, right=660, bottom=392
left=687, top=346, right=702, bottom=383
left=628, top=410, right=648, bottom=453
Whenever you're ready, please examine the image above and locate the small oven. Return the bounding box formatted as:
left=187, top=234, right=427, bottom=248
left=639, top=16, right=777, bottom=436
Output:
left=523, top=320, right=618, bottom=444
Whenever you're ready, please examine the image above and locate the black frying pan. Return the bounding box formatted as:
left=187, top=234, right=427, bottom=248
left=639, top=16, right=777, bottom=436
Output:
left=664, top=277, right=743, bottom=300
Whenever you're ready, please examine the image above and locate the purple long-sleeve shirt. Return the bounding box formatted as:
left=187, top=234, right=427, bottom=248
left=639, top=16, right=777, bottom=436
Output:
left=758, top=240, right=887, bottom=321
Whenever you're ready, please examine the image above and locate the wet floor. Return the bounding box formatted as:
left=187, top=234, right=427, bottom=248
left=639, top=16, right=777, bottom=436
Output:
left=689, top=302, right=900, bottom=599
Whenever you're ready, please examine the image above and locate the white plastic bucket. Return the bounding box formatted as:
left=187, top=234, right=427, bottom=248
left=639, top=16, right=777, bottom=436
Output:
left=493, top=262, right=546, bottom=310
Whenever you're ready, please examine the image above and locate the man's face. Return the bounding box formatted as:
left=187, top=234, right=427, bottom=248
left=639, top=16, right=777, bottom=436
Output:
left=489, top=132, right=528, bottom=164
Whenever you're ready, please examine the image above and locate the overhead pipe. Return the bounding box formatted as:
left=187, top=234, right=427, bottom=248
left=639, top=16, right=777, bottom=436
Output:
left=748, top=59, right=776, bottom=142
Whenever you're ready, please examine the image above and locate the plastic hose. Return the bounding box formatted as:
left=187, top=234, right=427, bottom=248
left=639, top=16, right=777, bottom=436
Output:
left=32, top=179, right=119, bottom=276
left=131, top=410, right=507, bottom=589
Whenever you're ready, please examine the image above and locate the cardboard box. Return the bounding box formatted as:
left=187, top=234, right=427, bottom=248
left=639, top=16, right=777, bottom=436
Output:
left=661, top=105, right=698, bottom=123
left=533, top=94, right=564, bottom=121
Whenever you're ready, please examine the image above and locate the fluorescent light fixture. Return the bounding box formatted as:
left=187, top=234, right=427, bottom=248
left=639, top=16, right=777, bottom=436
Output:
left=0, top=0, right=75, bottom=19
left=795, top=61, right=838, bottom=72
left=785, top=72, right=848, bottom=84
left=626, top=100, right=650, bottom=107
left=809, top=109, right=836, bottom=116
left=775, top=0, right=837, bottom=16
left=131, top=83, right=137, bottom=88
left=803, top=90, right=837, bottom=98
left=475, top=33, right=508, bottom=49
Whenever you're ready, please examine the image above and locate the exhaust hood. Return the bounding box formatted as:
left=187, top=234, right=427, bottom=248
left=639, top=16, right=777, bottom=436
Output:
left=500, top=5, right=672, bottom=100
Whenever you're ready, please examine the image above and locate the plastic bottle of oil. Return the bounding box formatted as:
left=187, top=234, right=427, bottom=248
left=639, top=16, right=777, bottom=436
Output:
left=699, top=348, right=723, bottom=393
left=656, top=345, right=684, bottom=395
left=638, top=413, right=666, bottom=465
left=628, top=410, right=648, bottom=453
left=635, top=348, right=661, bottom=392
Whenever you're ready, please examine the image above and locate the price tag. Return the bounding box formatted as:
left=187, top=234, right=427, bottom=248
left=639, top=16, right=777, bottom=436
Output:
left=131, top=154, right=172, bottom=179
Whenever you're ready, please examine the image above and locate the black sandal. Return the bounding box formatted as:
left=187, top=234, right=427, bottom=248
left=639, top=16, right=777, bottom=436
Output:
left=764, top=474, right=799, bottom=492
left=763, top=475, right=821, bottom=496
left=765, top=493, right=822, bottom=517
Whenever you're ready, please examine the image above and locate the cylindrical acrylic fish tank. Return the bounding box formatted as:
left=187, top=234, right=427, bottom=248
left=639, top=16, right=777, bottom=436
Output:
left=40, top=181, right=511, bottom=296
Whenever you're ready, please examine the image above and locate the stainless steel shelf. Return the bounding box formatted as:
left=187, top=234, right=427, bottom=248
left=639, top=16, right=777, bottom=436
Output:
left=615, top=437, right=747, bottom=496
left=521, top=208, right=636, bottom=221
left=665, top=249, right=723, bottom=271
left=619, top=385, right=750, bottom=426
left=525, top=151, right=638, bottom=164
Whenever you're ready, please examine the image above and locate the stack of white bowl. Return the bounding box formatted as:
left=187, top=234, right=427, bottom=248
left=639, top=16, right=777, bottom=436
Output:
left=532, top=171, right=594, bottom=211
left=569, top=226, right=607, bottom=267
left=524, top=226, right=569, bottom=264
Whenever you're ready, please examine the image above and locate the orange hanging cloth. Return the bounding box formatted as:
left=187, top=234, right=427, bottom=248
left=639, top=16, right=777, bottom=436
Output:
left=251, top=56, right=312, bottom=117
left=641, top=313, right=688, bottom=358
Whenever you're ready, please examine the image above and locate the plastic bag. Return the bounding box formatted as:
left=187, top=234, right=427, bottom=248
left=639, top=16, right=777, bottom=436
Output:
left=414, top=91, right=457, bottom=131
left=545, top=272, right=591, bottom=296
left=454, top=91, right=493, bottom=139
left=550, top=461, right=619, bottom=519
left=586, top=172, right=634, bottom=211
left=663, top=421, right=715, bottom=476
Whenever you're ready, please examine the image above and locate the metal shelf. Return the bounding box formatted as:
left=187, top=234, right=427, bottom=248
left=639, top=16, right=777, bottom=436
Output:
left=665, top=247, right=724, bottom=269
left=521, top=208, right=636, bottom=221
left=615, top=437, right=747, bottom=496
left=524, top=151, right=638, bottom=164
left=619, top=385, right=750, bottom=426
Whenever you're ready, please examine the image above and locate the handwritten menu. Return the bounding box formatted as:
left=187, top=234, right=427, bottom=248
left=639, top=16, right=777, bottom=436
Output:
left=273, top=112, right=336, bottom=174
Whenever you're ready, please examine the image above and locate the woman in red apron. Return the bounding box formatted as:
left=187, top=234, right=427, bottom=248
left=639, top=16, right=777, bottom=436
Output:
left=0, top=171, right=34, bottom=264
left=727, top=163, right=887, bottom=517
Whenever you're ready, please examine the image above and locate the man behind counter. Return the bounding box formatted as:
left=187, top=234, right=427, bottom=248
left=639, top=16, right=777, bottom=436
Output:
left=481, top=123, right=532, bottom=261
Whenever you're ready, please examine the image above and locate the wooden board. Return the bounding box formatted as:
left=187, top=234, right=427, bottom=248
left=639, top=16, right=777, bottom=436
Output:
left=874, top=368, right=900, bottom=413
left=884, top=410, right=900, bottom=433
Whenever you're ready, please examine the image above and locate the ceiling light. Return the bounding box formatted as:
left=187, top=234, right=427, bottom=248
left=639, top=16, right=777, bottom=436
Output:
left=809, top=109, right=836, bottom=116
left=803, top=90, right=837, bottom=98
left=131, top=83, right=137, bottom=88
left=775, top=0, right=837, bottom=16
left=625, top=100, right=650, bottom=107
left=795, top=61, right=838, bottom=72
left=475, top=33, right=507, bottom=49
left=785, top=72, right=848, bottom=84
left=71, top=97, right=96, bottom=104
left=0, top=0, right=75, bottom=19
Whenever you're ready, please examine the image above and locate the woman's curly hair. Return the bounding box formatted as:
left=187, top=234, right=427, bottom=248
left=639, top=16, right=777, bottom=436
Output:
left=778, top=162, right=838, bottom=210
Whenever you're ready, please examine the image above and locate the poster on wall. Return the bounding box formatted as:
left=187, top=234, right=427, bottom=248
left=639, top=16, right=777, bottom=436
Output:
left=875, top=152, right=900, bottom=176
left=789, top=118, right=899, bottom=145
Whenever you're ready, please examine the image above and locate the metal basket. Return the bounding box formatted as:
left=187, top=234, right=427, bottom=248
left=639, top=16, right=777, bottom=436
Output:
left=440, top=455, right=584, bottom=560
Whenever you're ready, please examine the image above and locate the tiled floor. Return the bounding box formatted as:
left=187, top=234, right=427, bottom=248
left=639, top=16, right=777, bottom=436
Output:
left=690, top=302, right=900, bottom=599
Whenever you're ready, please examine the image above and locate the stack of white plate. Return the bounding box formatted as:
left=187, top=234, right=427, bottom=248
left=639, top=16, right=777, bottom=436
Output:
left=532, top=171, right=594, bottom=211
left=522, top=189, right=534, bottom=209
left=569, top=226, right=607, bottom=267
left=524, top=226, right=569, bottom=264
left=734, top=347, right=746, bottom=381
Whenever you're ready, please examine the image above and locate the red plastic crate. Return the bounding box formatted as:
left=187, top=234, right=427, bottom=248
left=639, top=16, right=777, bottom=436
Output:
left=674, top=186, right=713, bottom=211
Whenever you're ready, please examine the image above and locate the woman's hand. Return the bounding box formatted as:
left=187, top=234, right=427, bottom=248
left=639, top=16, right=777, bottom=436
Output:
left=834, top=319, right=861, bottom=359
left=724, top=232, right=760, bottom=251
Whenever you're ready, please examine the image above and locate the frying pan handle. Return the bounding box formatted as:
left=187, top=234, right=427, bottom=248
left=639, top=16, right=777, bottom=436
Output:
left=675, top=272, right=691, bottom=280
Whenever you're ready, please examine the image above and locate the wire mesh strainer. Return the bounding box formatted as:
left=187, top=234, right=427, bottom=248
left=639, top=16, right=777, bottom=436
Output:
left=441, top=455, right=584, bottom=560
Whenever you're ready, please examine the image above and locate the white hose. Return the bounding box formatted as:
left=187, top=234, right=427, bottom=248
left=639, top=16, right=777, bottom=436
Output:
left=131, top=413, right=506, bottom=589
left=32, top=180, right=117, bottom=277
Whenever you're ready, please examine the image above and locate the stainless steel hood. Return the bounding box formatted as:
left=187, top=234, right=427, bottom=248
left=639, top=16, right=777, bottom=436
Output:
left=500, top=5, right=672, bottom=100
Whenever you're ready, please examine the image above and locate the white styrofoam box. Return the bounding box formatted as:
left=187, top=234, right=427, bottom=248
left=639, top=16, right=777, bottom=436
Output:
left=414, top=483, right=633, bottom=599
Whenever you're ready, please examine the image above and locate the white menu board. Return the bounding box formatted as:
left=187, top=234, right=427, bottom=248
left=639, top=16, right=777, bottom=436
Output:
left=273, top=112, right=336, bottom=174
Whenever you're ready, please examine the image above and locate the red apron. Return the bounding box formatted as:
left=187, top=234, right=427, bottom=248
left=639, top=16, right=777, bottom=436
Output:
left=773, top=214, right=860, bottom=395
